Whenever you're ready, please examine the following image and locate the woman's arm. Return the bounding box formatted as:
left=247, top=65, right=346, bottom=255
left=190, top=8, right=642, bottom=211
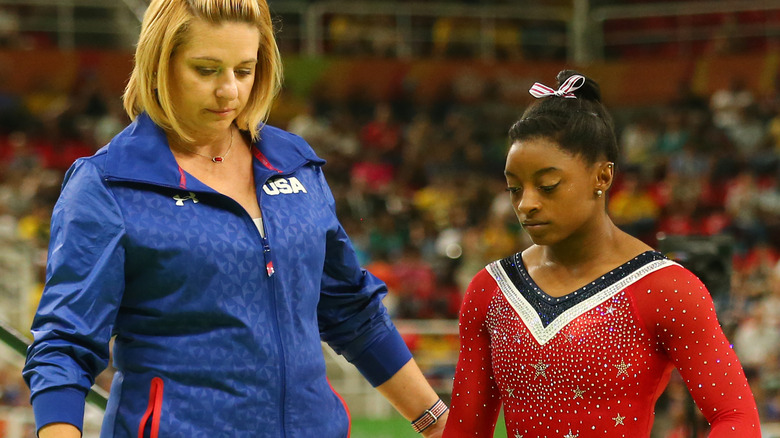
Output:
left=442, top=270, right=502, bottom=437
left=38, top=423, right=81, bottom=438
left=640, top=266, right=761, bottom=437
left=23, top=159, right=127, bottom=434
left=377, top=359, right=448, bottom=437
left=313, top=166, right=444, bottom=434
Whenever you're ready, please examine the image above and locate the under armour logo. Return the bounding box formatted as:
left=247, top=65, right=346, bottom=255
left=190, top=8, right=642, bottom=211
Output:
left=173, top=192, right=199, bottom=206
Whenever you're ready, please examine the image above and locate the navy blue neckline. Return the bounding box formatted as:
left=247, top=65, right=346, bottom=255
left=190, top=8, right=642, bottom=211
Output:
left=498, top=250, right=665, bottom=327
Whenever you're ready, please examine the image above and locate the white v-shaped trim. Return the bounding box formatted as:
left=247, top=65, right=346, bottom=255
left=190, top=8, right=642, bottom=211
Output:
left=487, top=258, right=678, bottom=345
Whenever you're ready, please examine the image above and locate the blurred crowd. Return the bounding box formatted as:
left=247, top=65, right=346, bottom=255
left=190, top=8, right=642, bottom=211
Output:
left=1, top=1, right=780, bottom=432
left=2, top=67, right=780, bottom=433
left=3, top=64, right=780, bottom=431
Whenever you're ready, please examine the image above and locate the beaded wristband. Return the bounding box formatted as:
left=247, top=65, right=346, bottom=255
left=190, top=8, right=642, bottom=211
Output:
left=411, top=398, right=448, bottom=433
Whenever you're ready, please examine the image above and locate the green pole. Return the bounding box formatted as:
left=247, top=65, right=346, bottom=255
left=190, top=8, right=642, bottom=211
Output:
left=0, top=319, right=109, bottom=410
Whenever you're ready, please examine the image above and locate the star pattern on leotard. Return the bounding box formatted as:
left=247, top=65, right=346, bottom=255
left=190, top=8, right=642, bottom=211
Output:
left=446, top=253, right=760, bottom=437
left=530, top=360, right=549, bottom=379
left=615, top=360, right=630, bottom=376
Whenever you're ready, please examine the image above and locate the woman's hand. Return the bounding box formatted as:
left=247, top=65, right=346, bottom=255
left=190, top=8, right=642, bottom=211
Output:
left=421, top=409, right=448, bottom=437
left=375, top=360, right=449, bottom=437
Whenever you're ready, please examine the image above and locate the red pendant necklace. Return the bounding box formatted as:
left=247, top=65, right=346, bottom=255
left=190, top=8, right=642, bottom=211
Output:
left=175, top=127, right=234, bottom=163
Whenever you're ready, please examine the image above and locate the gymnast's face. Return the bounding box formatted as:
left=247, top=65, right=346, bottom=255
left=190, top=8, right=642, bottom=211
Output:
left=167, top=18, right=259, bottom=141
left=504, top=137, right=606, bottom=246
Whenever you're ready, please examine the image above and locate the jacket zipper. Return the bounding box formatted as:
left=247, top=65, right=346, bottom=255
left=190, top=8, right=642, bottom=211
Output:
left=216, top=186, right=287, bottom=437
left=261, top=231, right=287, bottom=437
left=108, top=170, right=300, bottom=437
left=253, top=182, right=288, bottom=438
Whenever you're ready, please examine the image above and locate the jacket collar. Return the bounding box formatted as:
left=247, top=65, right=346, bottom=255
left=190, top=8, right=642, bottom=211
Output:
left=103, top=113, right=324, bottom=190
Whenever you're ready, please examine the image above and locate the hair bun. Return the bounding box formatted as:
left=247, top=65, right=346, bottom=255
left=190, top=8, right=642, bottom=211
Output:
left=556, top=70, right=601, bottom=102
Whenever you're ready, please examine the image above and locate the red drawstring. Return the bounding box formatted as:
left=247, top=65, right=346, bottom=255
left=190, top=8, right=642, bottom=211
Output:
left=138, top=377, right=164, bottom=438
left=328, top=378, right=351, bottom=437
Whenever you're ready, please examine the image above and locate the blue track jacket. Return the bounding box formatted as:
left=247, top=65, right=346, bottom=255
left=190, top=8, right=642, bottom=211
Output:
left=23, top=113, right=412, bottom=437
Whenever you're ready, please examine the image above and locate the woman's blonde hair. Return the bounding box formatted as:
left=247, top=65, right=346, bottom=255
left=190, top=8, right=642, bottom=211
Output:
left=123, top=0, right=282, bottom=142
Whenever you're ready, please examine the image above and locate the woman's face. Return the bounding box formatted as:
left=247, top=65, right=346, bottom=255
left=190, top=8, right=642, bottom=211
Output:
left=168, top=18, right=259, bottom=140
left=504, top=137, right=603, bottom=246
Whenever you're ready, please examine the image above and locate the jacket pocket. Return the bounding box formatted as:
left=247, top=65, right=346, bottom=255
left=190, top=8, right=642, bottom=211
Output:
left=138, top=377, right=164, bottom=438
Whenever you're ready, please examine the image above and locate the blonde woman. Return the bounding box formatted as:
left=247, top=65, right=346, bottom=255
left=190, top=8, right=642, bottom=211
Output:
left=23, top=1, right=446, bottom=437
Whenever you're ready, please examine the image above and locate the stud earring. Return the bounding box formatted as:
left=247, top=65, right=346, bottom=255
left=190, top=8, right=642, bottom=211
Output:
left=595, top=189, right=603, bottom=197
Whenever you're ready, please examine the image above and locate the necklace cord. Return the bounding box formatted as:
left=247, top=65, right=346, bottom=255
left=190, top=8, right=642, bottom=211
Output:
left=174, top=126, right=235, bottom=163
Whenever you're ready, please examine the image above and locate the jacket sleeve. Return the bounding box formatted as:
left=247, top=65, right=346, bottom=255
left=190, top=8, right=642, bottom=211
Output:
left=442, top=269, right=502, bottom=437
left=633, top=265, right=762, bottom=437
left=314, top=168, right=412, bottom=387
left=22, top=158, right=126, bottom=433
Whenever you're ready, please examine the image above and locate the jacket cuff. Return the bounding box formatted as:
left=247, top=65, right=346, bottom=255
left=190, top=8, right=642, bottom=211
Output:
left=31, top=387, right=86, bottom=433
left=349, top=326, right=412, bottom=387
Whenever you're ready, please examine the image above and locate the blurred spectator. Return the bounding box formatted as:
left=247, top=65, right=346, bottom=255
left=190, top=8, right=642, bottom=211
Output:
left=655, top=372, right=708, bottom=438
left=350, top=147, right=396, bottom=196
left=725, top=169, right=766, bottom=249
left=493, top=19, right=522, bottom=60
left=0, top=364, right=28, bottom=407
left=711, top=76, right=755, bottom=131
left=733, top=305, right=780, bottom=383
left=726, top=105, right=769, bottom=161
left=767, top=263, right=780, bottom=326
left=287, top=100, right=329, bottom=146
left=328, top=15, right=364, bottom=55
left=0, top=7, right=24, bottom=48
left=667, top=140, right=710, bottom=181
left=766, top=109, right=780, bottom=154
left=734, top=243, right=780, bottom=300
left=365, top=15, right=404, bottom=57
left=367, top=213, right=407, bottom=260
left=360, top=102, right=401, bottom=158
left=396, top=112, right=437, bottom=189
left=1, top=131, right=41, bottom=172
left=708, top=13, right=744, bottom=55
left=432, top=17, right=481, bottom=58
left=669, top=80, right=709, bottom=117
left=365, top=250, right=401, bottom=314
left=433, top=204, right=470, bottom=274
left=655, top=110, right=690, bottom=158
left=619, top=113, right=659, bottom=176
left=93, top=98, right=127, bottom=146
left=608, top=168, right=660, bottom=241
left=23, top=79, right=69, bottom=121
left=656, top=198, right=696, bottom=237
left=393, top=245, right=437, bottom=318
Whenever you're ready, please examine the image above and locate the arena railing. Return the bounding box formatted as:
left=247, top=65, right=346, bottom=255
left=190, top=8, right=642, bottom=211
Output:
left=0, top=0, right=141, bottom=49
left=590, top=0, right=780, bottom=60
left=5, top=1, right=780, bottom=62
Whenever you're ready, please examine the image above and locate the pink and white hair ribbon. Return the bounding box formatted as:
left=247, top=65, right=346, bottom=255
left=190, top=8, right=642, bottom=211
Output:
left=528, top=75, right=586, bottom=99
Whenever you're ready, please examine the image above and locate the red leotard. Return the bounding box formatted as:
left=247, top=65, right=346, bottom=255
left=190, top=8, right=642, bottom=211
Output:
left=444, top=251, right=761, bottom=438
